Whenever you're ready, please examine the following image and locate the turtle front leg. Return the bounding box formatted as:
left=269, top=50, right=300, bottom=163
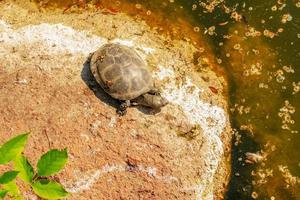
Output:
left=117, top=100, right=131, bottom=116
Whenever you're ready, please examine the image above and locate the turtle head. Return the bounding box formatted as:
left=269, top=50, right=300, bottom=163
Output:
left=135, top=93, right=168, bottom=109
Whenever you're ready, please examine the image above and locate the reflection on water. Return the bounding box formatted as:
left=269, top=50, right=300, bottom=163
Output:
left=36, top=0, right=300, bottom=199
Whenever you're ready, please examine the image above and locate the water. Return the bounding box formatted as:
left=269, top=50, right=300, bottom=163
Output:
left=36, top=0, right=300, bottom=199
left=176, top=0, right=300, bottom=199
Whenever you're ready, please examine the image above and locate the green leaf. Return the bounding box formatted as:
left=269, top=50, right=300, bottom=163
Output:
left=0, top=190, right=8, bottom=199
left=37, top=149, right=68, bottom=176
left=13, top=155, right=34, bottom=183
left=32, top=180, right=68, bottom=200
left=0, top=171, right=19, bottom=184
left=2, top=180, right=22, bottom=199
left=0, top=133, right=29, bottom=164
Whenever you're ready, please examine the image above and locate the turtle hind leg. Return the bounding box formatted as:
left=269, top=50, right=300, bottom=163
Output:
left=117, top=100, right=131, bottom=116
left=148, top=88, right=160, bottom=96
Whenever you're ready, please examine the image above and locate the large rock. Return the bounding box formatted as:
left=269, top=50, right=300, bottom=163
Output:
left=0, top=1, right=231, bottom=199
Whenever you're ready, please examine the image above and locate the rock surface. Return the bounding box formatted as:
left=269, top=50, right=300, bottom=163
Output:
left=0, top=1, right=231, bottom=199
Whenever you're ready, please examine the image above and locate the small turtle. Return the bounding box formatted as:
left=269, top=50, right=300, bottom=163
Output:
left=90, top=43, right=168, bottom=115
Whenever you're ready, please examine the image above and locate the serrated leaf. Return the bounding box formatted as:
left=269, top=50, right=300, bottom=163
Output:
left=2, top=180, right=22, bottom=199
left=37, top=149, right=68, bottom=176
left=32, top=180, right=68, bottom=200
left=13, top=155, right=34, bottom=183
left=0, top=171, right=19, bottom=184
left=0, top=133, right=29, bottom=164
left=0, top=190, right=8, bottom=199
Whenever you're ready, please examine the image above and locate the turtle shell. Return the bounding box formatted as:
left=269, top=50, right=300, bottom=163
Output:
left=90, top=43, right=153, bottom=100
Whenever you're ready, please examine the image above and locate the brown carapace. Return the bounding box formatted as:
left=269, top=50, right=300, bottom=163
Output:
left=90, top=43, right=168, bottom=115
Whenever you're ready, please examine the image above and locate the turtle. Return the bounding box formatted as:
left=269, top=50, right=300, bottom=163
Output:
left=90, top=43, right=168, bottom=115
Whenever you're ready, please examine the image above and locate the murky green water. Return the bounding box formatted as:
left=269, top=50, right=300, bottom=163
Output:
left=37, top=0, right=300, bottom=199
left=175, top=0, right=300, bottom=199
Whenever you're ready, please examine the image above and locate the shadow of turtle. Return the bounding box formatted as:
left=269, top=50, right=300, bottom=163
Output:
left=81, top=58, right=120, bottom=110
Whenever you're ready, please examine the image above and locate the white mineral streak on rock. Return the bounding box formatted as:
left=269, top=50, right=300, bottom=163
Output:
left=111, top=38, right=155, bottom=57
left=65, top=164, right=178, bottom=193
left=0, top=19, right=11, bottom=31
left=0, top=21, right=226, bottom=200
left=66, top=169, right=102, bottom=193
left=138, top=165, right=179, bottom=183
left=111, top=38, right=134, bottom=47
left=0, top=20, right=106, bottom=56
left=154, top=66, right=226, bottom=200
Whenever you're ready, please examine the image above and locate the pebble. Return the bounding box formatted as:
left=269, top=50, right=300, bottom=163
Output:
left=109, top=116, right=117, bottom=128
